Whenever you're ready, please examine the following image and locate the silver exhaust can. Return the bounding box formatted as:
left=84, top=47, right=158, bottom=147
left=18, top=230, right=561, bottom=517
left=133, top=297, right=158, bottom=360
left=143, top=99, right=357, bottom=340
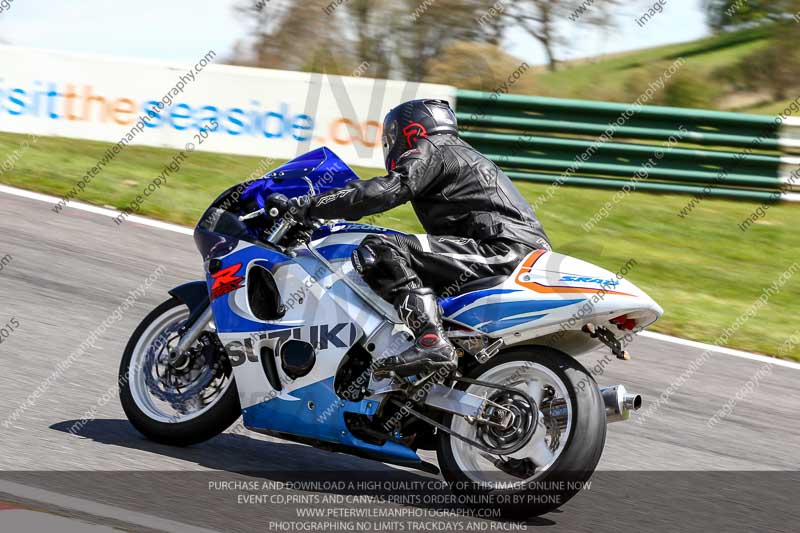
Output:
left=601, top=385, right=642, bottom=423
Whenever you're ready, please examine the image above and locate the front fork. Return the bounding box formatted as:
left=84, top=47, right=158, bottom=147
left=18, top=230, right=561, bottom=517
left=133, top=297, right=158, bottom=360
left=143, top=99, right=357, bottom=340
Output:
left=172, top=305, right=213, bottom=357
left=167, top=280, right=213, bottom=359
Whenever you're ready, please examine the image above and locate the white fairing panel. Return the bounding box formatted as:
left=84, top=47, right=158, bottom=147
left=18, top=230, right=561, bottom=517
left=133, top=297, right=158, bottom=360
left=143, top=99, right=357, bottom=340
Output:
left=441, top=250, right=663, bottom=353
left=221, top=237, right=664, bottom=407
left=219, top=256, right=367, bottom=408
left=218, top=233, right=412, bottom=409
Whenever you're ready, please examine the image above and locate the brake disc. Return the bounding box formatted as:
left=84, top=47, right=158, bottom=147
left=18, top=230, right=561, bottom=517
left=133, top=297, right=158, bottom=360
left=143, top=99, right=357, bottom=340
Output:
left=142, top=324, right=223, bottom=411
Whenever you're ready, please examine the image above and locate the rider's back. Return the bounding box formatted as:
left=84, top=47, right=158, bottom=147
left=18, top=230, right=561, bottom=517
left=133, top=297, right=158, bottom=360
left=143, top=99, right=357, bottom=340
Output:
left=411, top=134, right=551, bottom=250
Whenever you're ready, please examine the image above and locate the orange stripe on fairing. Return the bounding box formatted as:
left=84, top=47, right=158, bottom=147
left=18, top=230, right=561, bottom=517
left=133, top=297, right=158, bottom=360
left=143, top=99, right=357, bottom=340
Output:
left=515, top=250, right=636, bottom=297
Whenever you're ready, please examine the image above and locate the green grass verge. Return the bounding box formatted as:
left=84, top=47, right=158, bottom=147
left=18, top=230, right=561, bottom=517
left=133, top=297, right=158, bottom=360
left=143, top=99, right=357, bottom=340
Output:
left=1, top=131, right=798, bottom=360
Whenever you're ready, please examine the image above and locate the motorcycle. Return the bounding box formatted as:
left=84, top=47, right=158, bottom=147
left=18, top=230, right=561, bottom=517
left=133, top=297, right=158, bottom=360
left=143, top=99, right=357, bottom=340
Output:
left=119, top=147, right=662, bottom=518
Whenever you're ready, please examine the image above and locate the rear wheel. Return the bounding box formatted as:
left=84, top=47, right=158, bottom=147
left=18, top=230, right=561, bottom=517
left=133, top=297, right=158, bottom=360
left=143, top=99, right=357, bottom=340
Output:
left=119, top=297, right=240, bottom=446
left=436, top=346, right=606, bottom=518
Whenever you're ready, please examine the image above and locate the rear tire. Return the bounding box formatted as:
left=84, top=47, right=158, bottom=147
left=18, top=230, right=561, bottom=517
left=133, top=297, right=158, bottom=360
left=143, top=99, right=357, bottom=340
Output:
left=119, top=297, right=241, bottom=446
left=436, top=346, right=606, bottom=518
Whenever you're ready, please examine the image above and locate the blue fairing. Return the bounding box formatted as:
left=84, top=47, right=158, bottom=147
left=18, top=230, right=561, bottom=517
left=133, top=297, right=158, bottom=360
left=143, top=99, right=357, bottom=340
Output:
left=311, top=221, right=403, bottom=240
left=194, top=147, right=361, bottom=258
left=450, top=298, right=586, bottom=333
left=314, top=243, right=360, bottom=262
left=243, top=378, right=420, bottom=462
left=440, top=289, right=521, bottom=317
left=207, top=245, right=293, bottom=333
left=239, top=147, right=359, bottom=208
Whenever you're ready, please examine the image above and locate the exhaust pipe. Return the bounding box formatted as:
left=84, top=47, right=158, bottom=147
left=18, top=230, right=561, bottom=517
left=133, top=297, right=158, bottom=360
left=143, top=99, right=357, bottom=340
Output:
left=601, top=385, right=642, bottom=423
left=538, top=384, right=643, bottom=427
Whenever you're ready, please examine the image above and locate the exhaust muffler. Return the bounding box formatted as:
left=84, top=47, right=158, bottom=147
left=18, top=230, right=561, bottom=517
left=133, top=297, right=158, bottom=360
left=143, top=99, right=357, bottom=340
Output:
left=539, top=384, right=642, bottom=426
left=601, top=385, right=642, bottom=423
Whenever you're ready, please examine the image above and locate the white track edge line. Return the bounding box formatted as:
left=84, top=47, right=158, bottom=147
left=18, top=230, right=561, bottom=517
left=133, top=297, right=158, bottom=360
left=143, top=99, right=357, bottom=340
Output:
left=639, top=331, right=800, bottom=370
left=0, top=480, right=221, bottom=533
left=2, top=182, right=797, bottom=370
left=0, top=183, right=193, bottom=235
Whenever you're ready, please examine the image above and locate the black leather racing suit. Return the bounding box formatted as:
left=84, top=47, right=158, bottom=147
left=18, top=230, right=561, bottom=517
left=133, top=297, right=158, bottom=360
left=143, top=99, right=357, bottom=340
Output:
left=309, top=134, right=552, bottom=302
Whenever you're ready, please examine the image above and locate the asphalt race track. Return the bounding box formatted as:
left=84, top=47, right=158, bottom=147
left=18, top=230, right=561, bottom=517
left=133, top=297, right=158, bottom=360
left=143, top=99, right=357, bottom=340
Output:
left=1, top=191, right=798, bottom=532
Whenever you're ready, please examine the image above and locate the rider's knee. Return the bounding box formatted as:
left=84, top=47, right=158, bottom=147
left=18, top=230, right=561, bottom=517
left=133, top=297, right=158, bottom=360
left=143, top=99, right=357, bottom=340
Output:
left=352, top=235, right=388, bottom=276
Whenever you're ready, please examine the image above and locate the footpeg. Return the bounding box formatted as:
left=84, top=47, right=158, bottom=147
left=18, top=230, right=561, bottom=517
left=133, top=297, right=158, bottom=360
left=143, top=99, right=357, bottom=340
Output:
left=583, top=323, right=630, bottom=360
left=475, top=338, right=504, bottom=364
left=372, top=357, right=455, bottom=381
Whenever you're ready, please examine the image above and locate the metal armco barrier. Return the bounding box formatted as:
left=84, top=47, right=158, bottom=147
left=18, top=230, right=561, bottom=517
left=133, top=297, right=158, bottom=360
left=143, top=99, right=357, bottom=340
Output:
left=456, top=90, right=800, bottom=202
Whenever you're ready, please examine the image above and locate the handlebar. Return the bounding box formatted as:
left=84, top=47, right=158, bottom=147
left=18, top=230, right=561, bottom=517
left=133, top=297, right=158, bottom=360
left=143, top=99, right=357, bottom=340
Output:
left=239, top=208, right=265, bottom=221
left=238, top=206, right=280, bottom=222
left=265, top=217, right=295, bottom=244
left=239, top=192, right=314, bottom=247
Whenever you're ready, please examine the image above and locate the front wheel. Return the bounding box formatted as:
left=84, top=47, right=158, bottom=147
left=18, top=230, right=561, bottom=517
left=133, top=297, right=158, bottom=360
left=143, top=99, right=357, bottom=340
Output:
left=436, top=346, right=606, bottom=519
left=119, top=297, right=241, bottom=446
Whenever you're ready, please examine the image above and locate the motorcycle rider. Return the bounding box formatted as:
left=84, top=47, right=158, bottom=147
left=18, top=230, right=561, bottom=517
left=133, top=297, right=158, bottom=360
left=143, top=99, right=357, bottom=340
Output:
left=291, top=99, right=551, bottom=378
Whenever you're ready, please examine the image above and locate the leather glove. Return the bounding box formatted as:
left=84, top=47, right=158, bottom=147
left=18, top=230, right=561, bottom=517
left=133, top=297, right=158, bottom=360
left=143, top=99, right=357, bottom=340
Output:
left=286, top=195, right=313, bottom=226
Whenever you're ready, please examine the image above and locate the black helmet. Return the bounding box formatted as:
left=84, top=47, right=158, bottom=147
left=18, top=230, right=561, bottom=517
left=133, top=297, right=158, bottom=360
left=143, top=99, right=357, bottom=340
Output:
left=382, top=99, right=458, bottom=171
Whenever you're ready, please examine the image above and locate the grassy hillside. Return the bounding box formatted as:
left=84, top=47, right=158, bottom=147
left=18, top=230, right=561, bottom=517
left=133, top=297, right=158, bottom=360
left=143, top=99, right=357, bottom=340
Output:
left=504, top=26, right=783, bottom=113
left=538, top=27, right=768, bottom=92
left=1, top=131, right=798, bottom=360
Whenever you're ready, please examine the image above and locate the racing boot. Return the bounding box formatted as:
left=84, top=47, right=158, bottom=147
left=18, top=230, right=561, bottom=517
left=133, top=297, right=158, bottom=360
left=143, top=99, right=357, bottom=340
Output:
left=373, top=289, right=457, bottom=379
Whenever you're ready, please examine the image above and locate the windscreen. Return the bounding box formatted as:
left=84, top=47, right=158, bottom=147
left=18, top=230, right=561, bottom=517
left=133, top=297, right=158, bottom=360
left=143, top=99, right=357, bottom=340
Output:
left=194, top=147, right=361, bottom=257
left=237, top=147, right=360, bottom=211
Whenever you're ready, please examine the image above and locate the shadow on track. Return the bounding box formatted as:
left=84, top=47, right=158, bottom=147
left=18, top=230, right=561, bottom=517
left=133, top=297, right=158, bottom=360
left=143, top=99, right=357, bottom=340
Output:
left=46, top=419, right=557, bottom=529
left=51, top=418, right=423, bottom=477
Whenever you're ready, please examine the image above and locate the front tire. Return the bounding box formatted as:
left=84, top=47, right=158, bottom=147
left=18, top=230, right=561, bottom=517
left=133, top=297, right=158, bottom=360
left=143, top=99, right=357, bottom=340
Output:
left=436, top=346, right=606, bottom=518
left=119, top=297, right=241, bottom=446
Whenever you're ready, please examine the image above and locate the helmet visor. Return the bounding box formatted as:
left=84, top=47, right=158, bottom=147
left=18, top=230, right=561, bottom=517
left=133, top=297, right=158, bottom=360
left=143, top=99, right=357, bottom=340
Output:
left=382, top=120, right=398, bottom=167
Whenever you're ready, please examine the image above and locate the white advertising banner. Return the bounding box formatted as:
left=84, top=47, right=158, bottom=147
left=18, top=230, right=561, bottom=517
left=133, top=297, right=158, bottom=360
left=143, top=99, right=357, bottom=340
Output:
left=0, top=46, right=456, bottom=169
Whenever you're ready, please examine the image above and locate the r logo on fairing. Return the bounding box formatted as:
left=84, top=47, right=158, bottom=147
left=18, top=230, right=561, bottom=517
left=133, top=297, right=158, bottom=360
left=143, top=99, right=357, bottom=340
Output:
left=210, top=263, right=244, bottom=300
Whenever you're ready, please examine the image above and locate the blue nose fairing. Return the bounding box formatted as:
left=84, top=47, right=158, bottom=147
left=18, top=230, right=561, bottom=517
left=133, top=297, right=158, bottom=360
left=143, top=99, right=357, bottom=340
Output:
left=239, top=147, right=360, bottom=208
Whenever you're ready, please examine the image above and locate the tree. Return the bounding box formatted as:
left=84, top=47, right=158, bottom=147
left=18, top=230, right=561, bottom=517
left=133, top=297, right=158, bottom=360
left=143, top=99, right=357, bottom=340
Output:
left=703, top=0, right=797, bottom=32
left=715, top=6, right=800, bottom=100
left=388, top=0, right=492, bottom=81
left=230, top=0, right=350, bottom=72
left=425, top=41, right=537, bottom=94
left=509, top=0, right=622, bottom=72
left=230, top=0, right=501, bottom=80
left=344, top=0, right=393, bottom=79
left=229, top=0, right=293, bottom=68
